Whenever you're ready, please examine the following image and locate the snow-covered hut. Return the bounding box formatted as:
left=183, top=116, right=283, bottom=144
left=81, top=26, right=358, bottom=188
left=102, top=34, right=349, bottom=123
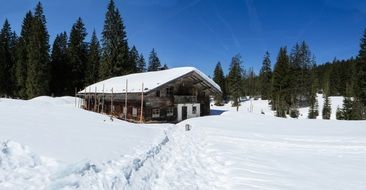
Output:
left=77, top=67, right=221, bottom=123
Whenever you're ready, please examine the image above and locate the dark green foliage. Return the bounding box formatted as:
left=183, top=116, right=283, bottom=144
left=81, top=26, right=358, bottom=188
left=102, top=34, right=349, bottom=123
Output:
left=314, top=58, right=356, bottom=96
left=99, top=0, right=129, bottom=79
left=213, top=62, right=226, bottom=105
left=272, top=47, right=291, bottom=117
left=289, top=107, right=299, bottom=118
left=355, top=29, right=366, bottom=106
left=128, top=46, right=139, bottom=73
left=289, top=41, right=313, bottom=107
left=15, top=11, right=33, bottom=98
left=0, top=19, right=17, bottom=97
left=227, top=54, right=243, bottom=107
left=147, top=48, right=161, bottom=71
left=26, top=2, right=50, bottom=98
left=338, top=98, right=365, bottom=120
left=308, top=93, right=319, bottom=119
left=336, top=106, right=344, bottom=120
left=67, top=17, right=88, bottom=95
left=136, top=53, right=146, bottom=72
left=322, top=95, right=331, bottom=119
left=259, top=51, right=272, bottom=100
left=50, top=32, right=68, bottom=96
left=85, top=30, right=100, bottom=86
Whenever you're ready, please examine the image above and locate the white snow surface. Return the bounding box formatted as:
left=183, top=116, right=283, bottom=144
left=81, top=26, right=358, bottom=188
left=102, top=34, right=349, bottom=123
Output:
left=212, top=94, right=345, bottom=120
left=79, top=67, right=221, bottom=94
left=1, top=96, right=366, bottom=189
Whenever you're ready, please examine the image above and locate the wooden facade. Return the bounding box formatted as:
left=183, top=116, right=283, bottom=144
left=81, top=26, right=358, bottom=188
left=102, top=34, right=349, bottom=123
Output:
left=77, top=71, right=221, bottom=123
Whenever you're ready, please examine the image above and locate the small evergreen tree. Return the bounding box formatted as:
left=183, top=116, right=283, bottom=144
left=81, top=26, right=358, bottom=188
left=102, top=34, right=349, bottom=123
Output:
left=147, top=48, right=161, bottom=71
left=85, top=30, right=100, bottom=85
left=259, top=51, right=272, bottom=100
left=50, top=32, right=68, bottom=96
left=213, top=62, right=225, bottom=105
left=272, top=47, right=291, bottom=117
left=128, top=46, right=139, bottom=73
left=308, top=94, right=319, bottom=119
left=322, top=95, right=331, bottom=119
left=136, top=53, right=146, bottom=72
left=227, top=54, right=243, bottom=108
left=336, top=106, right=344, bottom=120
left=67, top=17, right=88, bottom=95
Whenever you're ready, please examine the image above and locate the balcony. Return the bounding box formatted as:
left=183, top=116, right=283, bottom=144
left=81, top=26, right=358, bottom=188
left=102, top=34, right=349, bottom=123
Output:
left=174, top=95, right=197, bottom=104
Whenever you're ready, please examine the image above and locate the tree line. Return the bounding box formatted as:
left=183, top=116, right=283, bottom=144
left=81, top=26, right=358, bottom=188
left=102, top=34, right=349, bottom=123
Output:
left=213, top=36, right=366, bottom=120
left=0, top=0, right=166, bottom=99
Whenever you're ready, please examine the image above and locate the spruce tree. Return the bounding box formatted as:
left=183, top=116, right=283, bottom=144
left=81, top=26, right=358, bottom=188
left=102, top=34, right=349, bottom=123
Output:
left=99, top=0, right=129, bottom=79
left=259, top=51, right=272, bottom=100
left=147, top=48, right=161, bottom=71
left=213, top=62, right=225, bottom=105
left=228, top=54, right=243, bottom=107
left=15, top=11, right=33, bottom=98
left=355, top=29, right=366, bottom=107
left=85, top=30, right=100, bottom=86
left=322, top=95, right=331, bottom=119
left=136, top=53, right=146, bottom=72
left=67, top=17, right=87, bottom=94
left=128, top=46, right=139, bottom=73
left=0, top=19, right=17, bottom=97
left=272, top=47, right=291, bottom=117
left=50, top=32, right=68, bottom=96
left=26, top=2, right=50, bottom=98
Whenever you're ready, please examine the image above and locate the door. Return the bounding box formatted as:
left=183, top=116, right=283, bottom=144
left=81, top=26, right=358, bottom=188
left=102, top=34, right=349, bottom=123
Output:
left=182, top=106, right=187, bottom=120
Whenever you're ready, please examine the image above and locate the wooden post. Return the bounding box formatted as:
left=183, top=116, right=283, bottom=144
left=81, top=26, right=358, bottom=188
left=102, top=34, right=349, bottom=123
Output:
left=84, top=88, right=87, bottom=109
left=111, top=88, right=114, bottom=115
left=88, top=87, right=91, bottom=110
left=124, top=79, right=128, bottom=121
left=140, top=83, right=144, bottom=123
left=102, top=84, right=105, bottom=113
left=94, top=87, right=97, bottom=112
left=74, top=87, right=77, bottom=108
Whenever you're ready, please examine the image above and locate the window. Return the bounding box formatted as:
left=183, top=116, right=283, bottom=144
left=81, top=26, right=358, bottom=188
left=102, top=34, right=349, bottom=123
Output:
left=192, top=106, right=197, bottom=114
left=132, top=107, right=137, bottom=117
left=166, top=107, right=174, bottom=117
left=156, top=90, right=160, bottom=97
left=166, top=87, right=174, bottom=96
left=152, top=108, right=160, bottom=118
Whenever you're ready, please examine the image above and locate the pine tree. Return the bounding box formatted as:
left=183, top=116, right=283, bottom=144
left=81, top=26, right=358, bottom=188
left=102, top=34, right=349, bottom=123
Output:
left=15, top=11, right=33, bottom=98
left=336, top=106, right=344, bottom=120
left=322, top=94, right=331, bottom=119
left=67, top=17, right=87, bottom=94
left=136, top=53, right=146, bottom=72
left=355, top=29, right=366, bottom=107
left=272, top=47, right=291, bottom=117
left=308, top=94, right=319, bottom=119
left=26, top=2, right=50, bottom=98
left=147, top=48, right=161, bottom=71
left=228, top=54, right=243, bottom=107
left=128, top=46, right=139, bottom=73
left=0, top=19, right=17, bottom=97
left=85, top=30, right=100, bottom=86
left=259, top=51, right=272, bottom=100
left=99, top=0, right=129, bottom=79
left=213, top=62, right=225, bottom=105
left=50, top=32, right=68, bottom=96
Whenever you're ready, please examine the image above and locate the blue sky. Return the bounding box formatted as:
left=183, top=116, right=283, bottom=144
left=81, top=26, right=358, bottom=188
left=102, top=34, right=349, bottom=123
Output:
left=1, top=0, right=366, bottom=76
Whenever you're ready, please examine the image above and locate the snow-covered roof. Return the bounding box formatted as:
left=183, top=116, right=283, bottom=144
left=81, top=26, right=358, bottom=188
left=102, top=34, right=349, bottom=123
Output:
left=79, top=67, right=221, bottom=94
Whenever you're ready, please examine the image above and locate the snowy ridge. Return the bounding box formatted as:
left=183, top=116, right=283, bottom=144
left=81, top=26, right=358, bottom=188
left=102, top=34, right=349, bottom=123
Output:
left=79, top=67, right=221, bottom=94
